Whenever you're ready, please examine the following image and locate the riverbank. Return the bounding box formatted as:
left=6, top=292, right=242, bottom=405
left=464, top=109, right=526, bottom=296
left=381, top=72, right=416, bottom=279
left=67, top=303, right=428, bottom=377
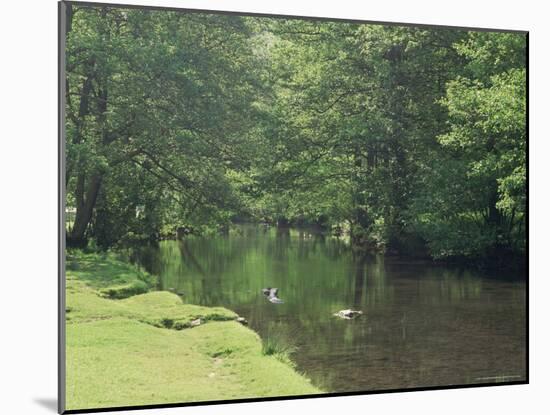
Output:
left=65, top=251, right=321, bottom=410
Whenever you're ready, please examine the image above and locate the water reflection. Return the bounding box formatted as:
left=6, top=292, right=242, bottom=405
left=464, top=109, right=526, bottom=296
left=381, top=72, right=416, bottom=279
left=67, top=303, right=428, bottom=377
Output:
left=132, top=224, right=526, bottom=392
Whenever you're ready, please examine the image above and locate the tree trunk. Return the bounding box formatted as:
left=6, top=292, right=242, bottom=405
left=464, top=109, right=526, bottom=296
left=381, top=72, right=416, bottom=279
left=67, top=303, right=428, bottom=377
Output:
left=350, top=147, right=374, bottom=248
left=66, top=7, right=108, bottom=247
left=67, top=174, right=102, bottom=247
left=485, top=170, right=503, bottom=227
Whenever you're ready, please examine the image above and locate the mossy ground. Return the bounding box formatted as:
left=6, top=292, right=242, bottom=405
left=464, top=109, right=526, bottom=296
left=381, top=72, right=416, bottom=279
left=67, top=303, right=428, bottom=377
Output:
left=65, top=252, right=320, bottom=410
left=66, top=251, right=155, bottom=299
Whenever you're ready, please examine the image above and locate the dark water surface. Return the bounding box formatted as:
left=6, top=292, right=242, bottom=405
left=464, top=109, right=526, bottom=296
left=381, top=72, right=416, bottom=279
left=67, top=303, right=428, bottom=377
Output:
left=132, top=225, right=526, bottom=392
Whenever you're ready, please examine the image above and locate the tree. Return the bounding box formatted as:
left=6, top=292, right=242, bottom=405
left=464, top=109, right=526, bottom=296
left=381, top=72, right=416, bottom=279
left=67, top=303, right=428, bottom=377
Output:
left=66, top=6, right=262, bottom=246
left=416, top=32, right=526, bottom=259
left=65, top=6, right=527, bottom=265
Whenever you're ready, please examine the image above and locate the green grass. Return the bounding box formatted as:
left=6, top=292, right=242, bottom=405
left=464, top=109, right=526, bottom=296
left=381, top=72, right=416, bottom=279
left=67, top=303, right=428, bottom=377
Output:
left=67, top=250, right=155, bottom=298
left=261, top=333, right=299, bottom=368
left=65, top=252, right=321, bottom=410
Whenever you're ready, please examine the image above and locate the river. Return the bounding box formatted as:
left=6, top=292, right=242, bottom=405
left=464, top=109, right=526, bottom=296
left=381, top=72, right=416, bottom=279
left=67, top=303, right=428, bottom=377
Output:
left=131, top=224, right=526, bottom=392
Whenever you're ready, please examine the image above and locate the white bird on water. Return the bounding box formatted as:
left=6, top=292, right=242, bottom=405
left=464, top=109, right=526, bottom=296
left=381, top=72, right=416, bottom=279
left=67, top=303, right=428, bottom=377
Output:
left=333, top=309, right=363, bottom=319
left=262, top=287, right=284, bottom=304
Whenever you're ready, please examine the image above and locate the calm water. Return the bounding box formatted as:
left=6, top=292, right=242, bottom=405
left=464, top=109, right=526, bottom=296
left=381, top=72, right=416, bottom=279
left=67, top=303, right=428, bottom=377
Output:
left=132, top=225, right=526, bottom=392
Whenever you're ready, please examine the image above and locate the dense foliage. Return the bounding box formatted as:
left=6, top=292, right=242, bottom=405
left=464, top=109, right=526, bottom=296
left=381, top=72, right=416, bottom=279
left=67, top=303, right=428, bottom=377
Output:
left=65, top=5, right=526, bottom=264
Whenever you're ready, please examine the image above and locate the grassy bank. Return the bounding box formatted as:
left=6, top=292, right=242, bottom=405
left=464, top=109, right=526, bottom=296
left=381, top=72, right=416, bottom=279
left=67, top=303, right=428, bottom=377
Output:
left=65, top=252, right=321, bottom=410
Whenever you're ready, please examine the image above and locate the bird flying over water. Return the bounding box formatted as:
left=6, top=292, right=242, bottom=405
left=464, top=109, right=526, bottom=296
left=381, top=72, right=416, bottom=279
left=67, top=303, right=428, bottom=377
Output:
left=262, top=287, right=284, bottom=304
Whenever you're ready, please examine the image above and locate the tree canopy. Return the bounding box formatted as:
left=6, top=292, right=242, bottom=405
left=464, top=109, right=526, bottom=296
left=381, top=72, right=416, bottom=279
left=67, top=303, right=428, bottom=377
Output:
left=65, top=4, right=527, bottom=264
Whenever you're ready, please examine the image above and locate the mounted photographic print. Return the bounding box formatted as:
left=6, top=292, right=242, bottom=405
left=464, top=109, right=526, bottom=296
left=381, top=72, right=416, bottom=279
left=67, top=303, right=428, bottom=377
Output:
left=59, top=1, right=528, bottom=413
